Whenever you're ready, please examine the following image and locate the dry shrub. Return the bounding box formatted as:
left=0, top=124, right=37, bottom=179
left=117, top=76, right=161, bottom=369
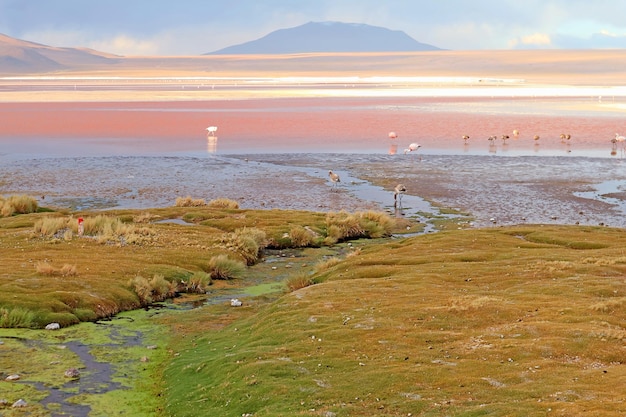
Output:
left=86, top=215, right=155, bottom=245
left=0, top=194, right=39, bottom=217
left=34, top=217, right=69, bottom=237
left=35, top=262, right=77, bottom=277
left=133, top=212, right=158, bottom=223
left=326, top=211, right=365, bottom=242
left=205, top=254, right=246, bottom=280
left=286, top=271, right=314, bottom=292
left=220, top=227, right=267, bottom=265
left=323, top=210, right=394, bottom=244
left=175, top=196, right=207, bottom=207
left=208, top=198, right=240, bottom=209
left=184, top=271, right=212, bottom=293
left=357, top=210, right=395, bottom=238
left=314, top=257, right=343, bottom=273
left=129, top=274, right=175, bottom=306
left=289, top=226, right=316, bottom=247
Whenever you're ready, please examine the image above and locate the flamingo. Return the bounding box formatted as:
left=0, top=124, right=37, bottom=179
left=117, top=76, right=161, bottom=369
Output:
left=403, top=143, right=421, bottom=154
left=462, top=135, right=470, bottom=144
left=206, top=126, right=218, bottom=136
left=394, top=184, right=407, bottom=208
left=615, top=133, right=625, bottom=143
left=501, top=134, right=510, bottom=144
left=328, top=170, right=341, bottom=190
left=388, top=131, right=398, bottom=139
left=560, top=133, right=571, bottom=142
left=513, top=129, right=519, bottom=137
left=533, top=135, right=540, bottom=142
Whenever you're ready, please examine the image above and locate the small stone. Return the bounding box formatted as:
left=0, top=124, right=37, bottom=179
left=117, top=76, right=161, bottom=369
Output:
left=64, top=368, right=80, bottom=378
left=12, top=399, right=28, bottom=408
left=45, top=322, right=61, bottom=330
left=5, top=374, right=20, bottom=381
left=230, top=298, right=243, bottom=307
left=146, top=345, right=158, bottom=350
left=140, top=356, right=149, bottom=362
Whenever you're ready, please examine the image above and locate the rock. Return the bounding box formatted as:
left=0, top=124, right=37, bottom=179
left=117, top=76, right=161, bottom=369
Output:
left=0, top=398, right=8, bottom=406
left=64, top=368, right=80, bottom=378
left=12, top=399, right=27, bottom=408
left=146, top=345, right=158, bottom=350
left=140, top=356, right=149, bottom=362
left=230, top=298, right=243, bottom=307
left=45, top=322, right=61, bottom=330
left=5, top=374, right=20, bottom=381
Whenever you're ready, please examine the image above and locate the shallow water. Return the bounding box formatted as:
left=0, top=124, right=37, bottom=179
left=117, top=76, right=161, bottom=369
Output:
left=2, top=96, right=626, bottom=230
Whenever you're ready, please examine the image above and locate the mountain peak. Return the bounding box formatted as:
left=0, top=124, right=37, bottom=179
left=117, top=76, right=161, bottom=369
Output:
left=207, top=21, right=441, bottom=55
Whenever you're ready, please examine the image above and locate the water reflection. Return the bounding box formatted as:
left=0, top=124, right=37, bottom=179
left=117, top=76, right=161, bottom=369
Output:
left=207, top=135, right=218, bottom=153
left=388, top=144, right=398, bottom=155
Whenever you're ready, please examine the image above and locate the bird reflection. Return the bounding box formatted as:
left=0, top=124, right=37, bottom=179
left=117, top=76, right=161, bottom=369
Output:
left=207, top=135, right=218, bottom=154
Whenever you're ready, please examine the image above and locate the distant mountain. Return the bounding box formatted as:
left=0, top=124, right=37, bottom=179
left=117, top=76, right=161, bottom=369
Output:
left=0, top=33, right=119, bottom=74
left=207, top=21, right=441, bottom=55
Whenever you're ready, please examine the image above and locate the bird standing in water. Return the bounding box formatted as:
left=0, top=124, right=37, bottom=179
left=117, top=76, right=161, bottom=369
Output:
left=328, top=170, right=341, bottom=190
left=394, top=184, right=407, bottom=208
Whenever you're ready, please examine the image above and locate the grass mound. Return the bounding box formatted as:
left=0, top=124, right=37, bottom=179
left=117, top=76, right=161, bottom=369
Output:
left=162, top=225, right=626, bottom=416
left=0, top=205, right=398, bottom=328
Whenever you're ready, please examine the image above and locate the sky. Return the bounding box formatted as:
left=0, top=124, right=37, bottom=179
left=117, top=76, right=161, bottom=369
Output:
left=1, top=0, right=626, bottom=55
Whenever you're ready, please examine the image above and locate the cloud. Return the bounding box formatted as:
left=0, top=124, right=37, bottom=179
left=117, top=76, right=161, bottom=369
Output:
left=89, top=35, right=160, bottom=56
left=508, top=33, right=553, bottom=49
left=552, top=31, right=626, bottom=49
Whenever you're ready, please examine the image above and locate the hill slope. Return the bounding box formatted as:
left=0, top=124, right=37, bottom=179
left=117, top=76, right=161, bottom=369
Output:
left=0, top=33, right=118, bottom=74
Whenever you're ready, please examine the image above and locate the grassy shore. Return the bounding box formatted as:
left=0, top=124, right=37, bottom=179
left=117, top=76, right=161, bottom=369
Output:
left=1, top=201, right=625, bottom=415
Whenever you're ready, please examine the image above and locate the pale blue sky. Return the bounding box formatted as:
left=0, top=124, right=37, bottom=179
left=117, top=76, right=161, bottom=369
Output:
left=1, top=0, right=626, bottom=55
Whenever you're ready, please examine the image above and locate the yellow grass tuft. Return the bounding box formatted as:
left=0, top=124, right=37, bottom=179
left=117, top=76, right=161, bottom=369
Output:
left=207, top=198, right=239, bottom=209
left=35, top=262, right=77, bottom=277
left=0, top=194, right=39, bottom=217
left=175, top=196, right=207, bottom=207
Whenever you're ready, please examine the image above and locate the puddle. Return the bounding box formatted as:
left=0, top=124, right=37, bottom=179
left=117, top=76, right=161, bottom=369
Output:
left=574, top=179, right=626, bottom=216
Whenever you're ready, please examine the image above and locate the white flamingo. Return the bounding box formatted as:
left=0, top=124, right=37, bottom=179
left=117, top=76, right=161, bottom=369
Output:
left=403, top=143, right=421, bottom=154
left=513, top=129, right=519, bottom=137
left=206, top=126, right=218, bottom=136
left=615, top=133, right=625, bottom=143
left=394, top=184, right=407, bottom=208
left=328, top=170, right=341, bottom=190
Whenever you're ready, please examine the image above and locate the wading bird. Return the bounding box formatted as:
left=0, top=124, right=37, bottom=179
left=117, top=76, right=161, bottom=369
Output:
left=206, top=126, right=218, bottom=136
left=328, top=170, right=341, bottom=190
left=403, top=143, right=421, bottom=154
left=389, top=131, right=398, bottom=139
left=394, top=183, right=407, bottom=208
left=513, top=129, right=520, bottom=137
left=533, top=135, right=540, bottom=142
left=560, top=133, right=571, bottom=142
left=462, top=135, right=470, bottom=144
